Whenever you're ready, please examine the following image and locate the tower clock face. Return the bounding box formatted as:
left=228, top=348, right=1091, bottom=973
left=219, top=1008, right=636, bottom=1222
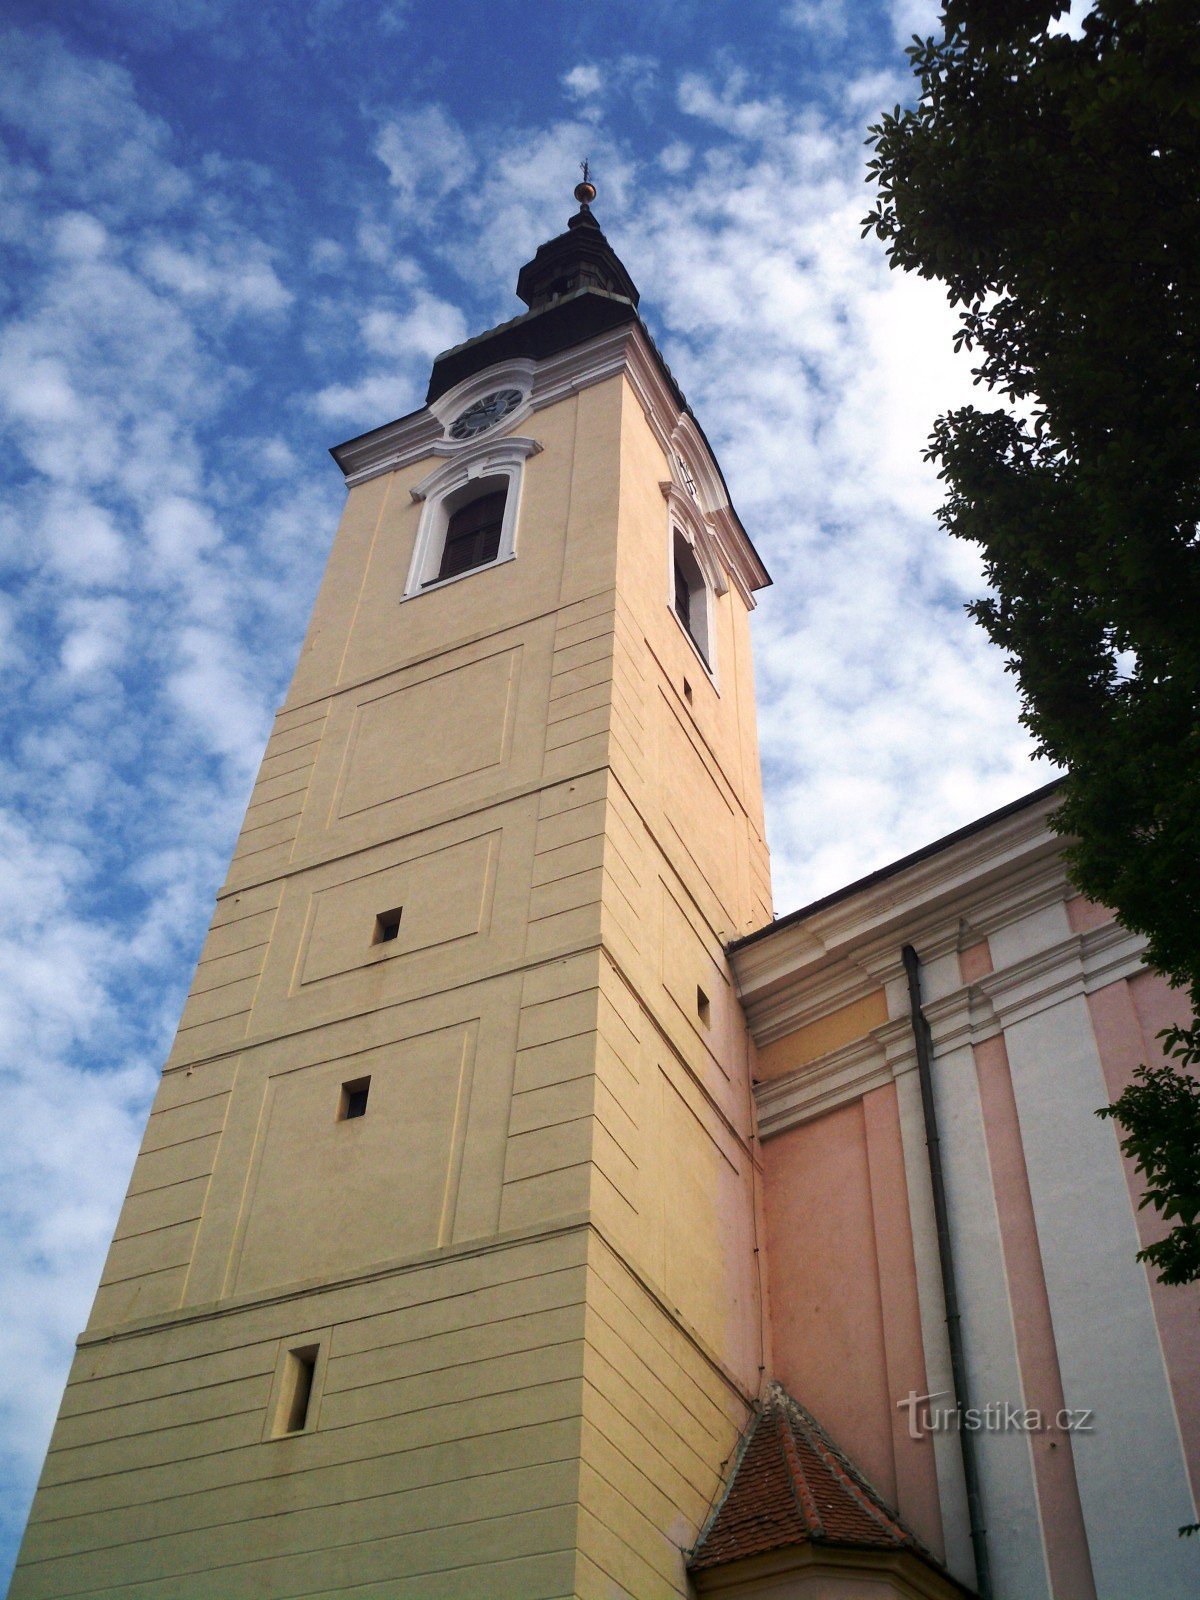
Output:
left=448, top=388, right=523, bottom=440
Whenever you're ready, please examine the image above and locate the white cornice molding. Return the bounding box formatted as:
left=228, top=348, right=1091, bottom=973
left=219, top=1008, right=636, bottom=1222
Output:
left=333, top=411, right=443, bottom=488
left=976, top=919, right=1146, bottom=1031
left=754, top=1029, right=892, bottom=1138
left=748, top=964, right=885, bottom=1049
left=330, top=323, right=769, bottom=605
left=733, top=791, right=1067, bottom=1035
left=751, top=917, right=1146, bottom=1140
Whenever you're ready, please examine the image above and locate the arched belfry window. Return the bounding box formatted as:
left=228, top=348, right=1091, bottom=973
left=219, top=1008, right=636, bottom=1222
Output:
left=672, top=529, right=712, bottom=668
left=404, top=435, right=540, bottom=598
left=436, top=483, right=507, bottom=582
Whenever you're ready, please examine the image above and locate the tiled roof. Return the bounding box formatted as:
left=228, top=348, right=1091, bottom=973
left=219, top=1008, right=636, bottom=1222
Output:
left=689, top=1383, right=938, bottom=1572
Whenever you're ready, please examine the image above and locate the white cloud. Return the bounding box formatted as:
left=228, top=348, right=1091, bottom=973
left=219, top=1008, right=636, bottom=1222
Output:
left=143, top=493, right=223, bottom=568
left=0, top=353, right=78, bottom=425
left=311, top=371, right=423, bottom=426
left=246, top=435, right=300, bottom=477
left=50, top=209, right=108, bottom=260
left=168, top=623, right=272, bottom=773
left=889, top=0, right=941, bottom=45
left=310, top=236, right=347, bottom=274
left=563, top=63, right=604, bottom=98
left=360, top=292, right=469, bottom=360
left=310, top=285, right=467, bottom=427
left=58, top=596, right=131, bottom=678
left=374, top=105, right=474, bottom=220
left=0, top=28, right=190, bottom=215
left=140, top=238, right=293, bottom=316
left=785, top=0, right=850, bottom=38
left=677, top=71, right=792, bottom=140
left=563, top=55, right=658, bottom=110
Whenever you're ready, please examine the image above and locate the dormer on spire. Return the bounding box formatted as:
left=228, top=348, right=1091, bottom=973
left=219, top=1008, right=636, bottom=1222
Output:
left=515, top=170, right=639, bottom=312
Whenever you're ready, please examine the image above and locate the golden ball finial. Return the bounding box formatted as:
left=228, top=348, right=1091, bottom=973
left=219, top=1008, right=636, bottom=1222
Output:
left=574, top=158, right=595, bottom=206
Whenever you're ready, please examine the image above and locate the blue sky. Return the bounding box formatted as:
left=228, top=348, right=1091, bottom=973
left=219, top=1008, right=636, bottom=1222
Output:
left=0, top=0, right=1053, bottom=1579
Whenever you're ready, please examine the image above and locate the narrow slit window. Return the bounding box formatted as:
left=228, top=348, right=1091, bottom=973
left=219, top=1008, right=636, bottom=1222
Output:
left=339, top=1077, right=370, bottom=1121
left=373, top=907, right=402, bottom=944
left=279, top=1345, right=318, bottom=1435
left=435, top=488, right=507, bottom=581
left=683, top=678, right=694, bottom=705
left=697, top=987, right=711, bottom=1028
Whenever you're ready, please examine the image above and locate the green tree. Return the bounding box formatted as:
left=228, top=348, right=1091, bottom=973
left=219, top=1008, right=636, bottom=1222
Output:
left=863, top=0, right=1200, bottom=1285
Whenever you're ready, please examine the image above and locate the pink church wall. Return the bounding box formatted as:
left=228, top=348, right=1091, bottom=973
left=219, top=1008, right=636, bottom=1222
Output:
left=760, top=1084, right=944, bottom=1556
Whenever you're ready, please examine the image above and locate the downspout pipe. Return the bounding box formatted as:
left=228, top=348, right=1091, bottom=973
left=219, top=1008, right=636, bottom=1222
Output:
left=902, top=944, right=993, bottom=1600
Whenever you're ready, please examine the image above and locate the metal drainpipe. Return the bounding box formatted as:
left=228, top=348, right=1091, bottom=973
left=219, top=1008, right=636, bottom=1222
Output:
left=902, top=944, right=993, bottom=1600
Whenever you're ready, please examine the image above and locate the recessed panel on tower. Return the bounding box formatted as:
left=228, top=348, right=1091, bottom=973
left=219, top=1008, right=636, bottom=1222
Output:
left=298, top=829, right=500, bottom=986
left=334, top=646, right=521, bottom=821
left=230, top=1024, right=479, bottom=1296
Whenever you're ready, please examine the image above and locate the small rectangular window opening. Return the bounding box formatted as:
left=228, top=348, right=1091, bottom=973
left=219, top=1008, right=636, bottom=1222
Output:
left=697, top=987, right=711, bottom=1029
left=339, top=1076, right=371, bottom=1121
left=280, top=1345, right=318, bottom=1435
left=373, top=907, right=402, bottom=944
left=683, top=678, right=694, bottom=705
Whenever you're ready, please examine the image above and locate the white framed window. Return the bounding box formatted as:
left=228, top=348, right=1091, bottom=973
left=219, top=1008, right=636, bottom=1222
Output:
left=661, top=474, right=729, bottom=682
left=673, top=528, right=713, bottom=668
left=404, top=435, right=541, bottom=598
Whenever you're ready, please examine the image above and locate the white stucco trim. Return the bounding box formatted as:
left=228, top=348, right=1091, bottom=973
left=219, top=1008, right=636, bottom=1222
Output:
left=329, top=321, right=770, bottom=606
left=426, top=358, right=537, bottom=440
left=732, top=789, right=1067, bottom=1043
left=754, top=1029, right=892, bottom=1137
left=401, top=435, right=541, bottom=598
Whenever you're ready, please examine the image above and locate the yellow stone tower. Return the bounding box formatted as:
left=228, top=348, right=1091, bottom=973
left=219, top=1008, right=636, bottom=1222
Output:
left=12, top=186, right=773, bottom=1599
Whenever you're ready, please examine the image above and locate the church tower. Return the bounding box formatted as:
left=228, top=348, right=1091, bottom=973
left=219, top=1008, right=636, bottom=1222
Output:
left=11, top=183, right=773, bottom=1599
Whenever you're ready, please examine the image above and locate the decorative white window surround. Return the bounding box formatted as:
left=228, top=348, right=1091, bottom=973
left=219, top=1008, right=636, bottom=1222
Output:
left=329, top=328, right=769, bottom=609
left=663, top=480, right=727, bottom=682
left=403, top=435, right=541, bottom=598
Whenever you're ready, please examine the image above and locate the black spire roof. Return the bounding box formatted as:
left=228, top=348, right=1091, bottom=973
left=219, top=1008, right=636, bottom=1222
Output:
left=425, top=182, right=642, bottom=405
left=515, top=201, right=639, bottom=312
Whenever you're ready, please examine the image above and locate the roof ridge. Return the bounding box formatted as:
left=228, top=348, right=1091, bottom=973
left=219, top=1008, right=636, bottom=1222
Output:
left=772, top=1391, right=825, bottom=1540
left=776, top=1387, right=915, bottom=1548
